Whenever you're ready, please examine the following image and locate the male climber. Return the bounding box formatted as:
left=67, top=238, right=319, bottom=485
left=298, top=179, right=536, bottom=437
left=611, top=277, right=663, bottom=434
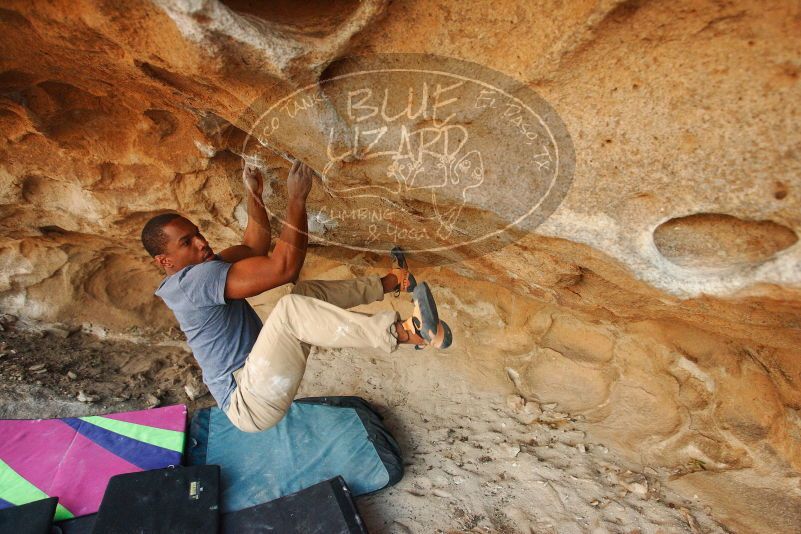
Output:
left=141, top=161, right=452, bottom=432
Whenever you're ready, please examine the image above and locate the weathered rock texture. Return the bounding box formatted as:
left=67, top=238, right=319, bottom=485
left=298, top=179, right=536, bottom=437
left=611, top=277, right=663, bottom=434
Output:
left=1, top=1, right=800, bottom=531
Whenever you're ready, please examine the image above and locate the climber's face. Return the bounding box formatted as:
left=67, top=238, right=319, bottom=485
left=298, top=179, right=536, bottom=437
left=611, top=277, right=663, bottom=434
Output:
left=155, top=217, right=215, bottom=274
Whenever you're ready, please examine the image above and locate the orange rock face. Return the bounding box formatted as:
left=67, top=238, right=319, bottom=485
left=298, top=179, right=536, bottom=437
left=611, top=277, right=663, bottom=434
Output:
left=1, top=0, right=800, bottom=531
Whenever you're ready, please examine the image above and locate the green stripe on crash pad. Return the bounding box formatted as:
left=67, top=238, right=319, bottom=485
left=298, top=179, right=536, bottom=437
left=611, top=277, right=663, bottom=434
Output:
left=78, top=416, right=184, bottom=453
left=0, top=459, right=74, bottom=520
left=53, top=503, right=73, bottom=521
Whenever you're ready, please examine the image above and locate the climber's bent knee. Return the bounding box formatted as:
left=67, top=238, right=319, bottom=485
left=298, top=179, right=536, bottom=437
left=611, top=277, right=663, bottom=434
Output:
left=225, top=392, right=290, bottom=433
left=225, top=366, right=294, bottom=433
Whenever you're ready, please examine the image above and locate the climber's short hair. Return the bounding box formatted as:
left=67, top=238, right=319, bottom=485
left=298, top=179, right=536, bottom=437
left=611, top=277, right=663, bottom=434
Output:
left=141, top=212, right=183, bottom=257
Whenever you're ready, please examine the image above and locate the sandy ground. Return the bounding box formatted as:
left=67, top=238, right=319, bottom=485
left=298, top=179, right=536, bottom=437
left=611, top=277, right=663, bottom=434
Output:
left=301, top=343, right=729, bottom=534
left=0, top=307, right=728, bottom=534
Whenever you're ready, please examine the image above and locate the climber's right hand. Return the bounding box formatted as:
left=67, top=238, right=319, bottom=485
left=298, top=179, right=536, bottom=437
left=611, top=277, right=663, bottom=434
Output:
left=287, top=159, right=314, bottom=202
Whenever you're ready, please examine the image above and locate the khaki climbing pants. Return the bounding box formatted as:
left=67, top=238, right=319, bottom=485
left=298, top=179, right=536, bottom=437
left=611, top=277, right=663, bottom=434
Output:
left=226, top=275, right=399, bottom=432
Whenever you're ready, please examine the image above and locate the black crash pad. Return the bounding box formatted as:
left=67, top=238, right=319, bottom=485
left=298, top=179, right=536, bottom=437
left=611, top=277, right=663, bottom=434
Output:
left=221, top=476, right=368, bottom=534
left=50, top=514, right=95, bottom=534
left=0, top=497, right=58, bottom=534
left=91, top=465, right=219, bottom=534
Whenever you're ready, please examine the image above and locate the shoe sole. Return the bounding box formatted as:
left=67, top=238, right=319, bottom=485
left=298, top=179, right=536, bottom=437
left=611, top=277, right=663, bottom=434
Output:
left=391, top=246, right=417, bottom=292
left=413, top=282, right=439, bottom=341
left=390, top=246, right=408, bottom=269
left=436, top=320, right=453, bottom=350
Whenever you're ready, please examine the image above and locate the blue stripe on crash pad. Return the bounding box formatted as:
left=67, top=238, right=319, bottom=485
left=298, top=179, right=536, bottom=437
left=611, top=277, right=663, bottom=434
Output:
left=193, top=404, right=389, bottom=513
left=0, top=496, right=12, bottom=509
left=61, top=418, right=181, bottom=470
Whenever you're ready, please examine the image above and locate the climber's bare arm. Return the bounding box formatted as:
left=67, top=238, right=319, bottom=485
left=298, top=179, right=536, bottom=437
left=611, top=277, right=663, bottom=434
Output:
left=224, top=161, right=313, bottom=299
left=218, top=166, right=271, bottom=263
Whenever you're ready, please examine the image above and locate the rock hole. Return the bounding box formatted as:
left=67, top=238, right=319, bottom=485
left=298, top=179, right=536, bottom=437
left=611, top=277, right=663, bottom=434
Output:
left=21, top=174, right=46, bottom=202
left=195, top=111, right=233, bottom=139
left=773, top=181, right=788, bottom=200
left=0, top=7, right=32, bottom=29
left=0, top=70, right=38, bottom=91
left=39, top=225, right=67, bottom=235
left=36, top=80, right=100, bottom=108
left=653, top=213, right=798, bottom=268
left=194, top=112, right=252, bottom=151
left=219, top=0, right=362, bottom=38
left=608, top=0, right=644, bottom=24
left=144, top=109, right=178, bottom=140
left=135, top=61, right=199, bottom=94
